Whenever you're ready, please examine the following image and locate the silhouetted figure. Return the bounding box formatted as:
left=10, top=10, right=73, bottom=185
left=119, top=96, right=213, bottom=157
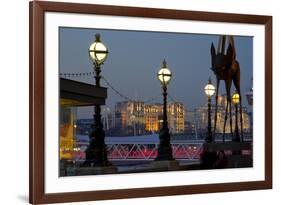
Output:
left=214, top=151, right=228, bottom=169
left=200, top=149, right=217, bottom=169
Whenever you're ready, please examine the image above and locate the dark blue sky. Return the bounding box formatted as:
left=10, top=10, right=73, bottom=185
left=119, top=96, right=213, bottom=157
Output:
left=59, top=27, right=253, bottom=119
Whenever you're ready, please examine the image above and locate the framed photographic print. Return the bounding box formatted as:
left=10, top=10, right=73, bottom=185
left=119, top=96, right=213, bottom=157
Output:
left=29, top=1, right=272, bottom=204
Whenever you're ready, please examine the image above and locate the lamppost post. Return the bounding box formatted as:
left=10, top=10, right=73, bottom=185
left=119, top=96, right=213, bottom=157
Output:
left=94, top=64, right=101, bottom=86
left=155, top=59, right=174, bottom=161
left=162, top=85, right=168, bottom=129
left=201, top=78, right=217, bottom=169
left=207, top=96, right=212, bottom=141
left=232, top=92, right=240, bottom=142
left=84, top=33, right=110, bottom=167
left=204, top=78, right=215, bottom=143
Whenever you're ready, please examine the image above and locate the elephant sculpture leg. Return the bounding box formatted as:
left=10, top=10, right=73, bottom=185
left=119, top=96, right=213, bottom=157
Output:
left=222, top=100, right=228, bottom=143
left=222, top=79, right=233, bottom=142
left=213, top=78, right=220, bottom=141
left=229, top=96, right=233, bottom=138
left=239, top=95, right=244, bottom=141
left=233, top=70, right=243, bottom=142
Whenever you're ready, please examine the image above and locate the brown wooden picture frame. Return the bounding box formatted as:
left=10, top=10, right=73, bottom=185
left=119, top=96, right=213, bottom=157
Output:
left=29, top=1, right=272, bottom=204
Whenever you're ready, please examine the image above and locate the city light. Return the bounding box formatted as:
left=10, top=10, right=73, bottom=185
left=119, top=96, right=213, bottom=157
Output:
left=232, top=92, right=240, bottom=105
left=157, top=59, right=172, bottom=85
left=89, top=33, right=108, bottom=64
left=204, top=78, right=216, bottom=97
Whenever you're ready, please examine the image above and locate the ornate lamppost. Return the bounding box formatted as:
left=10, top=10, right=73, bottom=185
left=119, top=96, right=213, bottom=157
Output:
left=204, top=78, right=216, bottom=142
left=232, top=92, right=241, bottom=142
left=84, top=33, right=109, bottom=166
left=201, top=78, right=217, bottom=169
left=155, top=59, right=174, bottom=161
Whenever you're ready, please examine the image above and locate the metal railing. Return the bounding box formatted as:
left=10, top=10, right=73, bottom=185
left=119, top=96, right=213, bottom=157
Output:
left=106, top=142, right=203, bottom=160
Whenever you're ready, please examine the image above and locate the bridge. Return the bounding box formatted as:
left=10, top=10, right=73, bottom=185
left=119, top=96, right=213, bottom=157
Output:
left=71, top=134, right=252, bottom=161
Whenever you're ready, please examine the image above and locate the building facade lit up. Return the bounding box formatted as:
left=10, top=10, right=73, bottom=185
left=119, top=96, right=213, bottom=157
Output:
left=115, top=101, right=185, bottom=135
left=115, top=101, right=146, bottom=136
left=185, top=94, right=251, bottom=135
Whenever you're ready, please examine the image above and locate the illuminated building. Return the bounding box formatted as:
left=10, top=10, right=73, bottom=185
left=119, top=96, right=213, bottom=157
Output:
left=245, top=78, right=253, bottom=134
left=115, top=101, right=185, bottom=135
left=115, top=101, right=145, bottom=136
left=246, top=78, right=253, bottom=107
left=184, top=111, right=197, bottom=134
left=195, top=94, right=251, bottom=134
left=144, top=103, right=162, bottom=133
left=167, top=102, right=185, bottom=134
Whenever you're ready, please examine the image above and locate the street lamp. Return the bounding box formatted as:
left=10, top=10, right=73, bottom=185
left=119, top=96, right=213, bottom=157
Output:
left=84, top=33, right=109, bottom=167
left=89, top=34, right=108, bottom=66
left=204, top=78, right=215, bottom=142
left=232, top=92, right=240, bottom=142
left=155, top=59, right=174, bottom=160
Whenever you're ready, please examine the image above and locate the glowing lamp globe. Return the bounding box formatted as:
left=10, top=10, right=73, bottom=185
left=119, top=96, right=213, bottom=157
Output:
left=89, top=34, right=108, bottom=65
left=157, top=59, right=172, bottom=85
left=232, top=93, right=240, bottom=105
left=204, top=79, right=216, bottom=97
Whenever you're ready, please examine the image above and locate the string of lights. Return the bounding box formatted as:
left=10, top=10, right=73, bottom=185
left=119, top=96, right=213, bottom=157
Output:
left=100, top=75, right=133, bottom=101
left=59, top=72, right=160, bottom=103
left=59, top=72, right=95, bottom=77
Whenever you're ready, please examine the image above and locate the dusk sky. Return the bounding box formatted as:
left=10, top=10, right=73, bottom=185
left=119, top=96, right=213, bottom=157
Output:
left=59, top=27, right=253, bottom=119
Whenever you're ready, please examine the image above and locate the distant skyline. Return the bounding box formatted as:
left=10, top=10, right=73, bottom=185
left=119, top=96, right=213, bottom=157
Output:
left=59, top=27, right=253, bottom=119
